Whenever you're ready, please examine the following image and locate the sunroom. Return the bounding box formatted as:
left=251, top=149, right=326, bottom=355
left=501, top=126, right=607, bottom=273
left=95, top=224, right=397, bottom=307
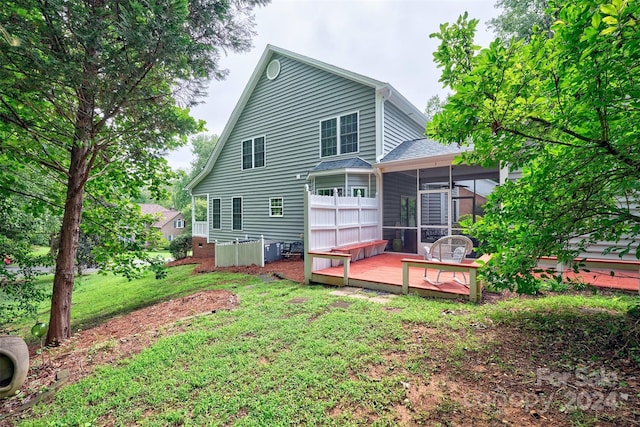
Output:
left=376, top=138, right=501, bottom=256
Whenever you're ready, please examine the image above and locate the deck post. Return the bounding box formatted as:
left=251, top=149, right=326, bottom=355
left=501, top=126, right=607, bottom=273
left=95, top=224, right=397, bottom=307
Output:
left=468, top=269, right=480, bottom=303
left=402, top=262, right=409, bottom=294
left=303, top=186, right=312, bottom=285
left=343, top=259, right=350, bottom=287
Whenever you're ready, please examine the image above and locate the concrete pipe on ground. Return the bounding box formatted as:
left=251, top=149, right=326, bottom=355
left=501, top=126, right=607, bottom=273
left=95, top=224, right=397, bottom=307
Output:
left=0, top=336, right=30, bottom=399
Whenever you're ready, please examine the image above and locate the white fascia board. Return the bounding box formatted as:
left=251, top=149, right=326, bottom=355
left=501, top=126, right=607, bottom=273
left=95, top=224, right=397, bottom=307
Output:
left=270, top=47, right=428, bottom=130
left=270, top=45, right=387, bottom=89
left=373, top=152, right=464, bottom=173
left=307, top=168, right=375, bottom=178
left=186, top=46, right=276, bottom=193
left=186, top=44, right=427, bottom=192
left=386, top=85, right=428, bottom=129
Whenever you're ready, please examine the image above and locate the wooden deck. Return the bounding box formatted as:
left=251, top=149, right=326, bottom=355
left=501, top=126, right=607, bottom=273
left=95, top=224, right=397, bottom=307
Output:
left=310, top=253, right=476, bottom=300
left=308, top=253, right=640, bottom=300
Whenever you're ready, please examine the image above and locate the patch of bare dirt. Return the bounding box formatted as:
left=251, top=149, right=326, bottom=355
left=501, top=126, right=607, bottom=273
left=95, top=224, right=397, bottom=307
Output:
left=394, top=320, right=640, bottom=426
left=1, top=289, right=237, bottom=422
left=169, top=256, right=305, bottom=284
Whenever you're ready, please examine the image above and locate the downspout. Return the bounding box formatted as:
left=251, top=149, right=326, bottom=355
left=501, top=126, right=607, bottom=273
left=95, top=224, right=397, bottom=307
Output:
left=191, top=194, right=196, bottom=238
left=205, top=194, right=209, bottom=243
left=375, top=86, right=392, bottom=241
left=375, top=86, right=392, bottom=162
left=448, top=165, right=453, bottom=236
left=374, top=167, right=383, bottom=240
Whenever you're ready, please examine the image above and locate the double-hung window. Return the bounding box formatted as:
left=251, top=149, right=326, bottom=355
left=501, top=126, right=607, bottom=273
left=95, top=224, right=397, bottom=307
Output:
left=269, top=197, right=283, bottom=217
left=174, top=219, right=185, bottom=229
left=320, top=112, right=358, bottom=157
left=211, top=198, right=221, bottom=229
left=232, top=197, right=242, bottom=230
left=242, top=136, right=266, bottom=169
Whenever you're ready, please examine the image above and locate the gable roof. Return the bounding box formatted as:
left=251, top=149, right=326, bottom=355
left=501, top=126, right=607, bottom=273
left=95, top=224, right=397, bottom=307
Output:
left=187, top=45, right=427, bottom=192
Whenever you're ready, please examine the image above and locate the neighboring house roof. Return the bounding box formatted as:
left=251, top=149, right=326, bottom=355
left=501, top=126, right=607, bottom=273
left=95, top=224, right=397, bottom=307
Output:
left=380, top=138, right=466, bottom=163
left=139, top=203, right=183, bottom=228
left=187, top=44, right=427, bottom=193
left=309, top=157, right=373, bottom=173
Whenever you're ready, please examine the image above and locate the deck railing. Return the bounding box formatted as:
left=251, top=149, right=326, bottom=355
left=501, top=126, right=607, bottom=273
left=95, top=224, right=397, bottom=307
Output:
left=304, top=187, right=380, bottom=281
left=193, top=221, right=207, bottom=237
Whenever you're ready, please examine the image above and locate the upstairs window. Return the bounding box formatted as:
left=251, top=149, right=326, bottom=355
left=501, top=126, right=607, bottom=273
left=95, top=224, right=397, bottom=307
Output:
left=320, top=112, right=358, bottom=157
left=174, top=219, right=185, bottom=229
left=242, top=136, right=266, bottom=169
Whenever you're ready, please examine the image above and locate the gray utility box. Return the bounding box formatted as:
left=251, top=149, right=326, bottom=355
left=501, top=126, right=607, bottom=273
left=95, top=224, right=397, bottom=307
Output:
left=263, top=241, right=284, bottom=263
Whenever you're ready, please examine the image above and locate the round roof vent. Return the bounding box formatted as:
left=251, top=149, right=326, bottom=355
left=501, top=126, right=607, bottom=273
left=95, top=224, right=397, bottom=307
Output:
left=266, top=59, right=281, bottom=80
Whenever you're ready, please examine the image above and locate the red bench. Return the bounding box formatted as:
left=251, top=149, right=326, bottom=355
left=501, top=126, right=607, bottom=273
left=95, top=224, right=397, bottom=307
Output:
left=331, top=239, right=388, bottom=261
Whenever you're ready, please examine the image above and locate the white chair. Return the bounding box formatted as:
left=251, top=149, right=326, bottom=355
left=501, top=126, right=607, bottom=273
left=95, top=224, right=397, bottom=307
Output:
left=423, top=235, right=474, bottom=285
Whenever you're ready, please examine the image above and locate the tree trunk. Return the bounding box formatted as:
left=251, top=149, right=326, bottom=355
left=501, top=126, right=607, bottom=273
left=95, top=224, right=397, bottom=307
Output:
left=46, top=148, right=88, bottom=346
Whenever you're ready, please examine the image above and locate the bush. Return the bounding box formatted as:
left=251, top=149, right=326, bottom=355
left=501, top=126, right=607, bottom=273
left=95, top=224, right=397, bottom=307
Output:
left=169, top=234, right=191, bottom=260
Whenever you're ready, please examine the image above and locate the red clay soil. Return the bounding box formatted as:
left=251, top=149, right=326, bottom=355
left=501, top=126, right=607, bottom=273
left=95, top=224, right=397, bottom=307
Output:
left=1, top=290, right=238, bottom=422
left=169, top=256, right=306, bottom=284
left=1, top=257, right=304, bottom=423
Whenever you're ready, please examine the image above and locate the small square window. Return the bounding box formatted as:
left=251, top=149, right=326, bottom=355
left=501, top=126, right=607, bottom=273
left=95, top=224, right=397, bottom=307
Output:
left=269, top=197, right=283, bottom=217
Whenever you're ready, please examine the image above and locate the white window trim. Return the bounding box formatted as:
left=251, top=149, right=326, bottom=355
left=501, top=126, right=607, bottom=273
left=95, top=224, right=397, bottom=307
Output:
left=352, top=187, right=367, bottom=197
left=317, top=188, right=344, bottom=196
left=211, top=197, right=222, bottom=230
left=318, top=111, right=360, bottom=158
left=231, top=196, right=243, bottom=231
left=174, top=219, right=185, bottom=229
left=269, top=197, right=284, bottom=217
left=241, top=135, right=267, bottom=170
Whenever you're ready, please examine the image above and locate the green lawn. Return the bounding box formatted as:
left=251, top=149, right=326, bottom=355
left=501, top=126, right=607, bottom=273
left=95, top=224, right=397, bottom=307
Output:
left=8, top=266, right=640, bottom=426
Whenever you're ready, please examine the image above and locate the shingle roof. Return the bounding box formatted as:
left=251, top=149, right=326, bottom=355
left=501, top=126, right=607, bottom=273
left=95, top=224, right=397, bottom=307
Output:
left=309, top=157, right=373, bottom=172
left=380, top=138, right=466, bottom=163
left=139, top=204, right=182, bottom=228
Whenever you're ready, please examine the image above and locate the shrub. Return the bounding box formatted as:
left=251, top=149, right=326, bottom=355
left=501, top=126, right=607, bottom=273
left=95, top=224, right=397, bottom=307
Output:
left=169, top=234, right=192, bottom=260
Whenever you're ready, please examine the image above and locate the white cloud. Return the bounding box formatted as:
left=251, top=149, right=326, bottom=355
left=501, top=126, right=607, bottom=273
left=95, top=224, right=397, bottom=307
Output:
left=166, top=0, right=499, bottom=169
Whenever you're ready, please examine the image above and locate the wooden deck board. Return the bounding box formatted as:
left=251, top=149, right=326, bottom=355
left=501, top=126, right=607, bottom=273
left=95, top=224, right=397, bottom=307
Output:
left=311, top=253, right=639, bottom=296
left=313, top=253, right=472, bottom=296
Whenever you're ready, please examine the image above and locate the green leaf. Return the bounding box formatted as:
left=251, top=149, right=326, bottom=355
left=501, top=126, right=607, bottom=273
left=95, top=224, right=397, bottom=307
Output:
left=600, top=4, right=618, bottom=16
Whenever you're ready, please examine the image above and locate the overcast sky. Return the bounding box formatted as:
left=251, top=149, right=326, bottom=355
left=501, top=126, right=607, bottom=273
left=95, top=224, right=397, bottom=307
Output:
left=167, top=0, right=501, bottom=170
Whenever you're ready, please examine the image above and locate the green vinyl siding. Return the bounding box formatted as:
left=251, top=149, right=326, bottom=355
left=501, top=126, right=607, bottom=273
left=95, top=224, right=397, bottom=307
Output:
left=192, top=54, right=381, bottom=242
left=383, top=102, right=426, bottom=155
